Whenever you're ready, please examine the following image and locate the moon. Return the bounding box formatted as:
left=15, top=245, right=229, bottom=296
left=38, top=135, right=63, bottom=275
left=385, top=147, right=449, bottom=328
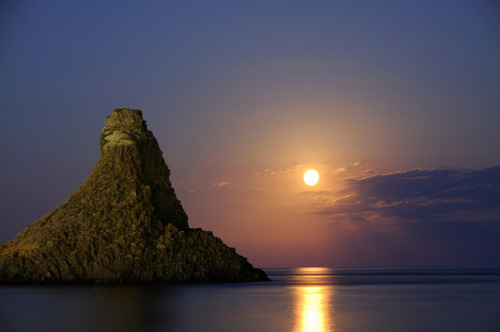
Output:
left=304, top=169, right=319, bottom=186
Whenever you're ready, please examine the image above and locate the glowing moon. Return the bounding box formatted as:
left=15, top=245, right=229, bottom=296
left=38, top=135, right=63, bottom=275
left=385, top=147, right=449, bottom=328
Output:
left=304, top=169, right=319, bottom=186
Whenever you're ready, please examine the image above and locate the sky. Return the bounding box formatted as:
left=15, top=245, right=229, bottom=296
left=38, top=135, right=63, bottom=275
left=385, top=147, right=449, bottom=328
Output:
left=1, top=0, right=499, bottom=268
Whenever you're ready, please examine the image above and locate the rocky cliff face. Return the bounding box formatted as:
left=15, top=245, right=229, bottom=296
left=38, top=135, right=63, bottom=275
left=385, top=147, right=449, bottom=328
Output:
left=0, top=108, right=269, bottom=284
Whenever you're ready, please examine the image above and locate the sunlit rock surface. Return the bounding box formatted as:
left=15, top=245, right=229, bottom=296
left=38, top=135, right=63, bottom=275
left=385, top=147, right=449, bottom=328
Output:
left=0, top=108, right=269, bottom=284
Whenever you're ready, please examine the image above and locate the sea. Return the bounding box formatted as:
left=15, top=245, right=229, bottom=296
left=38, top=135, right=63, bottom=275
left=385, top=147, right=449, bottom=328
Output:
left=1, top=267, right=499, bottom=331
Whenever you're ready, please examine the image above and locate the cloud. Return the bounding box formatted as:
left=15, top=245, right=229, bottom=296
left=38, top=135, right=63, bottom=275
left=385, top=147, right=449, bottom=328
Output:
left=213, top=181, right=231, bottom=187
left=294, top=166, right=500, bottom=267
left=306, top=166, right=500, bottom=224
left=254, top=162, right=363, bottom=178
left=332, top=162, right=360, bottom=174
left=254, top=164, right=304, bottom=176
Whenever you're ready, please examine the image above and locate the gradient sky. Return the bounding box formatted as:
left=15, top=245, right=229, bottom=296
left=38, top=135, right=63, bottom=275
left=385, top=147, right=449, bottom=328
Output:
left=1, top=1, right=499, bottom=268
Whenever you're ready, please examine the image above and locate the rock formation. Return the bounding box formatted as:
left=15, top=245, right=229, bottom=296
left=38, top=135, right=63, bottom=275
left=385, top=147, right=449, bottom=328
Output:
left=0, top=108, right=269, bottom=284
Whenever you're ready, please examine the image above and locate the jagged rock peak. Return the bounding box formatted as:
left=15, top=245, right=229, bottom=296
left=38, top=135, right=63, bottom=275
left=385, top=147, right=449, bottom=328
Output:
left=0, top=108, right=269, bottom=284
left=100, top=108, right=148, bottom=151
left=91, top=107, right=189, bottom=231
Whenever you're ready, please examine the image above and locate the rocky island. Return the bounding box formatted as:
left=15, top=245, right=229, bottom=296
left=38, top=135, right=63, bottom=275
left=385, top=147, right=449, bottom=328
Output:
left=0, top=108, right=269, bottom=284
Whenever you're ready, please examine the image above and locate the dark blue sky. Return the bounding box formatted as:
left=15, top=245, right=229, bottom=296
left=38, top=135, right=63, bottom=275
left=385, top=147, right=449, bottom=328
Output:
left=1, top=1, right=499, bottom=267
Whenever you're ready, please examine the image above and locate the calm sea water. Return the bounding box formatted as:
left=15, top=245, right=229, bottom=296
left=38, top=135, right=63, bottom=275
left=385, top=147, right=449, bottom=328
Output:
left=1, top=268, right=499, bottom=331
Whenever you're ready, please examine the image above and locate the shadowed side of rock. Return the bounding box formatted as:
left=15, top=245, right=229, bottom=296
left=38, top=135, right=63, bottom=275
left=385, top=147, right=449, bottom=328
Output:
left=97, top=108, right=189, bottom=231
left=0, top=108, right=269, bottom=284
